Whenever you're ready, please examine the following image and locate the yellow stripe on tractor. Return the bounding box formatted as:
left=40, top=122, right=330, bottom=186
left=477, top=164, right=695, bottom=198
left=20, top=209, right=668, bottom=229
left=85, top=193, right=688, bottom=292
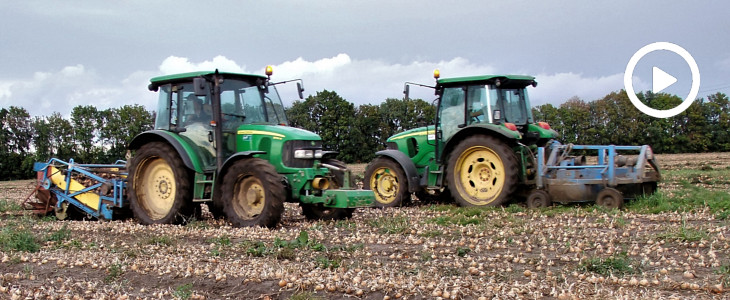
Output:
left=48, top=166, right=100, bottom=210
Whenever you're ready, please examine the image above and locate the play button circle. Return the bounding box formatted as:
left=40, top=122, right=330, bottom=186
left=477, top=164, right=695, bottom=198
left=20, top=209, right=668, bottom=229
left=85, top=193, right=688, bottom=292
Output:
left=624, top=42, right=700, bottom=118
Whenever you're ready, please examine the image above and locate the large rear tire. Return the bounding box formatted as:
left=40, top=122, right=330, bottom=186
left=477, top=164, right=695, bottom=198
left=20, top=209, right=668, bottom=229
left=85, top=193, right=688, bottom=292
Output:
left=447, top=135, right=518, bottom=207
left=364, top=157, right=410, bottom=207
left=221, top=158, right=285, bottom=228
left=301, top=159, right=354, bottom=221
left=128, top=142, right=192, bottom=225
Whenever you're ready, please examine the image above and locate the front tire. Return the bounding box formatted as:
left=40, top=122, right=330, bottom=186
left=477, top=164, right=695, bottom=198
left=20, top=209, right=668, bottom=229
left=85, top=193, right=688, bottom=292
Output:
left=596, top=188, right=624, bottom=209
left=447, top=135, right=518, bottom=207
left=526, top=189, right=551, bottom=209
left=364, top=157, right=410, bottom=207
left=129, top=142, right=192, bottom=225
left=221, top=158, right=285, bottom=228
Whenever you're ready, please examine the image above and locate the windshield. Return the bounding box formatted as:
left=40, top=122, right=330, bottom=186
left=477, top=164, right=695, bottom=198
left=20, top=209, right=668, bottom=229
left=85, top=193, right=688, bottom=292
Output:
left=219, top=80, right=288, bottom=127
left=488, top=87, right=534, bottom=125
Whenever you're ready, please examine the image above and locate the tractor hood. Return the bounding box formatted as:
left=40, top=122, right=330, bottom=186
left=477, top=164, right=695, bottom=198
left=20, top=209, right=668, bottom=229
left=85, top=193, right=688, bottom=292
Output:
left=387, top=125, right=435, bottom=142
left=236, top=124, right=322, bottom=142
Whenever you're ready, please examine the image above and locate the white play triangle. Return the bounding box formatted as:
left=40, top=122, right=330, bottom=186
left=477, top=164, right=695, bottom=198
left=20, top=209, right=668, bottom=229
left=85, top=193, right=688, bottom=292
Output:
left=652, top=66, right=677, bottom=93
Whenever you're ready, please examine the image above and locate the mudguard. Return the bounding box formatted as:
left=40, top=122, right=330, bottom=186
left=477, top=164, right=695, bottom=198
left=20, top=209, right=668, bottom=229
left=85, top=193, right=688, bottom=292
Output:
left=219, top=151, right=267, bottom=175
left=374, top=149, right=421, bottom=192
left=128, top=130, right=204, bottom=173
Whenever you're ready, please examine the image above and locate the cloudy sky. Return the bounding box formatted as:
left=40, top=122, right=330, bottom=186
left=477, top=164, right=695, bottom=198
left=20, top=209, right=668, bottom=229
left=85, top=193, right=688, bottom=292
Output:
left=1, top=1, right=729, bottom=117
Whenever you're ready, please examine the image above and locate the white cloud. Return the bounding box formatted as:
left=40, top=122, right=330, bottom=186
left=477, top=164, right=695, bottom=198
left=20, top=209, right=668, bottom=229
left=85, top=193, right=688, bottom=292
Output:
left=0, top=64, right=158, bottom=117
left=266, top=54, right=498, bottom=106
left=159, top=56, right=248, bottom=75
left=529, top=72, right=627, bottom=105
left=0, top=82, right=11, bottom=99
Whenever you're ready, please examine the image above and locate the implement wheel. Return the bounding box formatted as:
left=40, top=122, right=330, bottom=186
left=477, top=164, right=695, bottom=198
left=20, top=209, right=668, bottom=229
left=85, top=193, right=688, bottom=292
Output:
left=221, top=158, right=285, bottom=228
left=129, top=142, right=191, bottom=225
left=527, top=190, right=551, bottom=209
left=364, top=157, right=409, bottom=207
left=596, top=188, right=624, bottom=209
left=447, top=135, right=518, bottom=207
left=301, top=159, right=354, bottom=221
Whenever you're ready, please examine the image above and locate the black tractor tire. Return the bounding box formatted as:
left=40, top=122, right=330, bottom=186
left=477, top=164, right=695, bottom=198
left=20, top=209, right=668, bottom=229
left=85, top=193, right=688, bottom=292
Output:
left=300, top=158, right=355, bottom=221
left=221, top=158, right=285, bottom=228
left=364, top=157, right=410, bottom=207
left=526, top=189, right=552, bottom=209
left=128, top=142, right=192, bottom=225
left=596, top=187, right=624, bottom=209
left=447, top=135, right=519, bottom=207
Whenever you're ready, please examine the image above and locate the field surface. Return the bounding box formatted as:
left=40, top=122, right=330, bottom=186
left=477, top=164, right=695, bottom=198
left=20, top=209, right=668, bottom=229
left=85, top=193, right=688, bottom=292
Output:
left=1, top=153, right=729, bottom=299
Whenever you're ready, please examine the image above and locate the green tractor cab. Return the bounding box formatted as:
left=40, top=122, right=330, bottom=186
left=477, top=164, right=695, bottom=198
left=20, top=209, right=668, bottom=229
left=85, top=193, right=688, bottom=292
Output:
left=365, top=70, right=558, bottom=207
left=128, top=68, right=373, bottom=227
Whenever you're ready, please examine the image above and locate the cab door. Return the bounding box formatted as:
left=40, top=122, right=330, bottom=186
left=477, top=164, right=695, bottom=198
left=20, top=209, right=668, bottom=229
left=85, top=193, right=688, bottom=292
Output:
left=170, top=83, right=217, bottom=170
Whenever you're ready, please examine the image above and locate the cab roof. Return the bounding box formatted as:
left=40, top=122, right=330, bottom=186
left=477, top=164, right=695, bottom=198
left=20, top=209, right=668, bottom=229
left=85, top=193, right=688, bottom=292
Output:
left=149, top=71, right=267, bottom=90
left=437, top=74, right=536, bottom=86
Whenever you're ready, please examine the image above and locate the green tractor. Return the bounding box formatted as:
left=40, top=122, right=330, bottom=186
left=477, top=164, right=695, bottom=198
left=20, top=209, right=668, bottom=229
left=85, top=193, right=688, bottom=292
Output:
left=364, top=70, right=558, bottom=207
left=128, top=68, right=373, bottom=227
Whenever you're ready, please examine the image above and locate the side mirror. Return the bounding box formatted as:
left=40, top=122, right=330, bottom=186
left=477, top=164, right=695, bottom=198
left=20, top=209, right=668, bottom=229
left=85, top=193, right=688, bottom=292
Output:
left=403, top=84, right=410, bottom=100
left=532, top=81, right=538, bottom=87
left=297, top=82, right=304, bottom=99
left=193, top=77, right=207, bottom=96
left=493, top=110, right=502, bottom=123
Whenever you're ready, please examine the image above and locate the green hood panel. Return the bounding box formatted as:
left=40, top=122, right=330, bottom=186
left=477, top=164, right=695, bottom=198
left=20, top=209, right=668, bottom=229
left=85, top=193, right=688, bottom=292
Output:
left=388, top=125, right=435, bottom=142
left=236, top=124, right=321, bottom=141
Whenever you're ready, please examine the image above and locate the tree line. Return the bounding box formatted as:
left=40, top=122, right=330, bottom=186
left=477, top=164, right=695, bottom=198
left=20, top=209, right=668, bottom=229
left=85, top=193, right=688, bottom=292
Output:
left=0, top=105, right=154, bottom=180
left=1, top=89, right=728, bottom=180
left=532, top=91, right=730, bottom=153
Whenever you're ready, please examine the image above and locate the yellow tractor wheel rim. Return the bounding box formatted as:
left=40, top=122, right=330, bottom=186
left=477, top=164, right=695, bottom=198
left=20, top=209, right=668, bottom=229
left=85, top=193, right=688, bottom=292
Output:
left=232, top=176, right=265, bottom=219
left=454, top=146, right=505, bottom=205
left=137, top=157, right=176, bottom=220
left=370, top=167, right=398, bottom=204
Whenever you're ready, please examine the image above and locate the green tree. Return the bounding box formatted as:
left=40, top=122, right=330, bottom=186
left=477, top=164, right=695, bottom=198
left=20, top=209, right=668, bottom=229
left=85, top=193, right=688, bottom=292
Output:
left=556, top=96, right=591, bottom=144
left=378, top=98, right=436, bottom=148
left=32, top=116, right=52, bottom=162
left=0, top=107, right=34, bottom=179
left=641, top=92, right=683, bottom=153
left=71, top=105, right=103, bottom=163
left=706, top=92, right=730, bottom=151
left=101, top=105, right=154, bottom=162
left=348, top=104, right=382, bottom=163
left=286, top=90, right=357, bottom=162
left=46, top=112, right=76, bottom=160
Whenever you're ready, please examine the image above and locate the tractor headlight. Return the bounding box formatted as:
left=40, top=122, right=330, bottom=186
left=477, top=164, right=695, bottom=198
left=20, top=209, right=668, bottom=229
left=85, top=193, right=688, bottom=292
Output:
left=294, top=149, right=324, bottom=159
left=294, top=149, right=314, bottom=159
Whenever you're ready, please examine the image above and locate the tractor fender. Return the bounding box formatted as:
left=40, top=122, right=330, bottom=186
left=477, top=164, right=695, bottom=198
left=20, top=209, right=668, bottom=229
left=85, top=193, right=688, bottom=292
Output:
left=128, top=130, right=204, bottom=173
left=374, top=149, right=421, bottom=192
left=219, top=151, right=267, bottom=177
left=441, top=124, right=520, bottom=162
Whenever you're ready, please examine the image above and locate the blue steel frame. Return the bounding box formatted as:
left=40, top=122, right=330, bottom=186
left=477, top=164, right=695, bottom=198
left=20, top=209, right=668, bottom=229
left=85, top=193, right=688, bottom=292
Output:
left=33, top=158, right=128, bottom=220
left=536, top=143, right=658, bottom=190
